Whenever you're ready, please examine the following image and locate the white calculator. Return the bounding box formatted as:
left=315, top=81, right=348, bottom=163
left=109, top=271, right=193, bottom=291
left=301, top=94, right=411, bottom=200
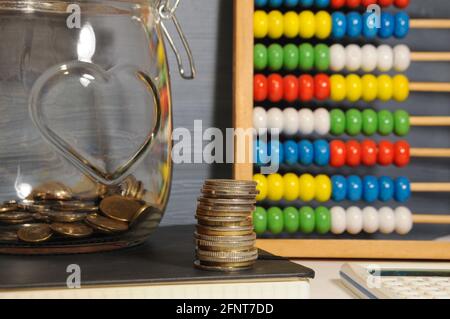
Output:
left=340, top=263, right=450, bottom=299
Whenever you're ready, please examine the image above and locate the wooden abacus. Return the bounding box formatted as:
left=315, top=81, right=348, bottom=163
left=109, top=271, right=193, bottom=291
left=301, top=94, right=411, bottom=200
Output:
left=232, top=0, right=450, bottom=260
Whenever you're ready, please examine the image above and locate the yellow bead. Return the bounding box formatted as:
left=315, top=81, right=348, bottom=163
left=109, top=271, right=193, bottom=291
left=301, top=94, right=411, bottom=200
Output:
left=315, top=11, right=332, bottom=40
left=345, top=74, right=362, bottom=102
left=377, top=75, right=393, bottom=101
left=284, top=11, right=299, bottom=38
left=283, top=173, right=299, bottom=201
left=268, top=10, right=284, bottom=39
left=298, top=174, right=315, bottom=202
left=298, top=11, right=315, bottom=39
left=267, top=174, right=284, bottom=201
left=330, top=74, right=346, bottom=102
left=254, top=10, right=268, bottom=39
left=393, top=75, right=410, bottom=102
left=253, top=174, right=268, bottom=201
left=361, top=74, right=378, bottom=102
left=314, top=174, right=331, bottom=202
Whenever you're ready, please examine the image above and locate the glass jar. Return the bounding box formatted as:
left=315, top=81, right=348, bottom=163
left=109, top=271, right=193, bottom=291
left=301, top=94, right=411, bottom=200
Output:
left=0, top=0, right=194, bottom=254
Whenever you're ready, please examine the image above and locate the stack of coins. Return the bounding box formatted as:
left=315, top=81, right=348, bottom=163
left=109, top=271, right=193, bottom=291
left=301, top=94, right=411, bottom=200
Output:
left=194, top=179, right=259, bottom=272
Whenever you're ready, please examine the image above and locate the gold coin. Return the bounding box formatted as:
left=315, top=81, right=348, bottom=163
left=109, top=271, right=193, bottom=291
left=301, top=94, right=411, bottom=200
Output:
left=17, top=200, right=50, bottom=213
left=17, top=224, right=52, bottom=243
left=0, top=211, right=33, bottom=221
left=198, top=197, right=256, bottom=206
left=196, top=239, right=255, bottom=252
left=129, top=204, right=152, bottom=225
left=195, top=253, right=258, bottom=263
left=196, top=225, right=254, bottom=237
left=196, top=248, right=258, bottom=260
left=193, top=260, right=253, bottom=272
left=28, top=181, right=73, bottom=201
left=196, top=208, right=252, bottom=218
left=32, top=213, right=51, bottom=222
left=204, top=179, right=257, bottom=187
left=99, top=195, right=144, bottom=222
left=197, top=203, right=255, bottom=212
left=0, top=201, right=19, bottom=213
left=195, top=215, right=252, bottom=227
left=194, top=231, right=256, bottom=242
left=0, top=230, right=19, bottom=242
left=85, top=214, right=129, bottom=233
left=201, top=190, right=258, bottom=200
left=46, top=211, right=88, bottom=223
left=50, top=222, right=93, bottom=238
left=51, top=201, right=99, bottom=212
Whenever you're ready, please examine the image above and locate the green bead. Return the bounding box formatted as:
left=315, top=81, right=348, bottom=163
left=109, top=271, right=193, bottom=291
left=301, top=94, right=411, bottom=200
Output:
left=267, top=207, right=284, bottom=235
left=254, top=44, right=268, bottom=71
left=362, top=109, right=378, bottom=136
left=346, top=109, right=363, bottom=136
left=283, top=207, right=299, bottom=234
left=394, top=109, right=410, bottom=136
left=330, top=109, right=346, bottom=136
left=378, top=110, right=394, bottom=136
left=298, top=43, right=314, bottom=71
left=299, top=207, right=315, bottom=234
left=314, top=206, right=331, bottom=235
left=253, top=207, right=267, bottom=235
left=314, top=44, right=330, bottom=72
left=283, top=44, right=299, bottom=71
left=268, top=44, right=283, bottom=71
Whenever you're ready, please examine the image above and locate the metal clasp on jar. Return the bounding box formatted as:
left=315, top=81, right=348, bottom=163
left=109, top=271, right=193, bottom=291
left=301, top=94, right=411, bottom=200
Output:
left=158, top=0, right=196, bottom=80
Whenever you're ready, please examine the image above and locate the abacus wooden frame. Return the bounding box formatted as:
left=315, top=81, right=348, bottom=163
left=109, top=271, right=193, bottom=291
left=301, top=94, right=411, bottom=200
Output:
left=232, top=0, right=450, bottom=260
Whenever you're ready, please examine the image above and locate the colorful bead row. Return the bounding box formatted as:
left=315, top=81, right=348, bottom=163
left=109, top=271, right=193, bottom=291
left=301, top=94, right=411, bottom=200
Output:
left=254, top=11, right=409, bottom=40
left=253, top=107, right=410, bottom=136
left=254, top=0, right=409, bottom=9
left=254, top=74, right=409, bottom=103
left=254, top=43, right=410, bottom=72
left=253, top=206, right=413, bottom=235
left=253, top=173, right=411, bottom=203
left=255, top=139, right=410, bottom=167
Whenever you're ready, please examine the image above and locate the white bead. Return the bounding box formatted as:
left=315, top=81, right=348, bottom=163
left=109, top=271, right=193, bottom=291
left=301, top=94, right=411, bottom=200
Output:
left=297, top=109, right=314, bottom=135
left=266, top=108, right=284, bottom=134
left=362, top=206, right=379, bottom=234
left=361, top=44, right=378, bottom=72
left=282, top=108, right=299, bottom=136
left=395, top=207, right=413, bottom=235
left=331, top=206, right=346, bottom=235
left=345, top=44, right=362, bottom=71
left=313, top=108, right=330, bottom=136
left=253, top=107, right=267, bottom=135
left=346, top=207, right=363, bottom=235
left=379, top=207, right=396, bottom=234
left=377, top=45, right=394, bottom=72
left=393, top=44, right=411, bottom=72
left=329, top=44, right=346, bottom=72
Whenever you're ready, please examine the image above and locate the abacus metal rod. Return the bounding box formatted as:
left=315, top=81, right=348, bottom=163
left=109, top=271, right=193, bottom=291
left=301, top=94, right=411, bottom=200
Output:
left=410, top=116, right=450, bottom=126
left=413, top=214, right=450, bottom=225
left=410, top=82, right=450, bottom=92
left=411, top=183, right=450, bottom=192
left=410, top=19, right=450, bottom=29
left=411, top=52, right=450, bottom=62
left=410, top=148, right=450, bottom=158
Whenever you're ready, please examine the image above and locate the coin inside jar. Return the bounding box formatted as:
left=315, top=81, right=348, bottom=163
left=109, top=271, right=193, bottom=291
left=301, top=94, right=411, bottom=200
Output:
left=46, top=211, right=88, bottom=223
left=85, top=214, right=129, bottom=233
left=0, top=211, right=33, bottom=221
left=17, top=224, right=52, bottom=243
left=50, top=223, right=93, bottom=238
left=51, top=201, right=99, bottom=212
left=27, top=181, right=73, bottom=201
left=99, top=195, right=144, bottom=222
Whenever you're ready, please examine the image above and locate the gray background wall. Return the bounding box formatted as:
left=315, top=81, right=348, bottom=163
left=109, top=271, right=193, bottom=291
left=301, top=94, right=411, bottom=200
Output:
left=162, top=0, right=450, bottom=241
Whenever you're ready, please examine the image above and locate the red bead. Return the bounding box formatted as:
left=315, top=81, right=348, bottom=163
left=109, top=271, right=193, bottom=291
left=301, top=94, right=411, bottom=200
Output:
left=394, top=0, right=409, bottom=8
left=378, top=0, right=393, bottom=7
left=283, top=75, right=299, bottom=103
left=378, top=140, right=394, bottom=166
left=394, top=140, right=410, bottom=167
left=298, top=75, right=314, bottom=102
left=330, top=140, right=346, bottom=167
left=314, top=74, right=330, bottom=101
left=268, top=74, right=284, bottom=103
left=346, top=140, right=361, bottom=167
left=346, top=0, right=361, bottom=8
left=361, top=140, right=377, bottom=166
left=361, top=0, right=377, bottom=6
left=330, top=0, right=346, bottom=8
left=254, top=74, right=267, bottom=102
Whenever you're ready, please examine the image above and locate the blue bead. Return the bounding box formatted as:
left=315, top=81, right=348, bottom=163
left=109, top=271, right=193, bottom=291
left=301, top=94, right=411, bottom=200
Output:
left=347, top=175, right=363, bottom=201
left=269, top=0, right=283, bottom=7
left=254, top=140, right=268, bottom=166
left=362, top=12, right=378, bottom=39
left=379, top=12, right=395, bottom=39
left=298, top=140, right=314, bottom=166
left=332, top=12, right=347, bottom=39
left=313, top=139, right=330, bottom=166
left=378, top=176, right=394, bottom=202
left=394, top=12, right=409, bottom=39
left=346, top=12, right=363, bottom=38
left=395, top=177, right=411, bottom=203
left=268, top=140, right=283, bottom=165
left=331, top=175, right=347, bottom=202
left=363, top=176, right=379, bottom=203
left=285, top=0, right=299, bottom=7
left=300, top=0, right=314, bottom=7
left=315, top=0, right=330, bottom=8
left=255, top=0, right=269, bottom=7
left=284, top=140, right=298, bottom=165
